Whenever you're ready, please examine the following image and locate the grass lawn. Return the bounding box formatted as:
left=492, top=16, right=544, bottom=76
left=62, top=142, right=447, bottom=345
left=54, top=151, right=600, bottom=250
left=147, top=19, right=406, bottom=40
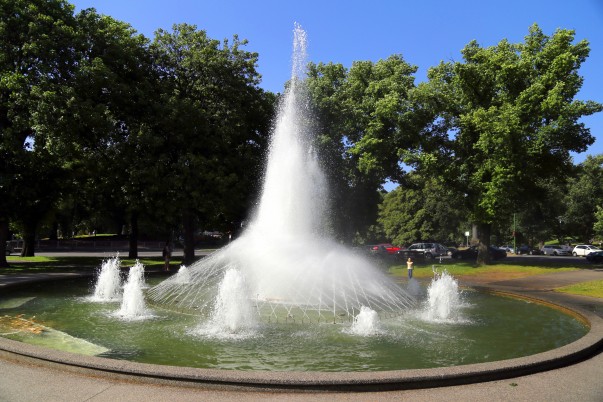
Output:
left=388, top=260, right=581, bottom=279
left=388, top=258, right=603, bottom=299
left=555, top=280, right=603, bottom=298
left=3, top=255, right=184, bottom=274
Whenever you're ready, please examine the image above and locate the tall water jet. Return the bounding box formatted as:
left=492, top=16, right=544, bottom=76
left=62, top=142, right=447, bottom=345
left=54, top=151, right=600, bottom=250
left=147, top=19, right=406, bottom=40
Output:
left=91, top=256, right=122, bottom=301
left=148, top=23, right=415, bottom=324
left=117, top=261, right=149, bottom=319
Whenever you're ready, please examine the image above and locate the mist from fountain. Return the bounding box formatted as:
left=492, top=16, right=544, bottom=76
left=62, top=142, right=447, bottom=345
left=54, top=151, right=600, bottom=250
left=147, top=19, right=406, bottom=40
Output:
left=148, top=23, right=415, bottom=328
left=91, top=256, right=122, bottom=302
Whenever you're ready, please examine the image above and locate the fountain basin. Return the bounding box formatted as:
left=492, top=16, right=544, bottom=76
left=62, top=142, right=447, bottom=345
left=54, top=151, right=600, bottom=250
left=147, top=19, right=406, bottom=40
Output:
left=1, top=274, right=601, bottom=391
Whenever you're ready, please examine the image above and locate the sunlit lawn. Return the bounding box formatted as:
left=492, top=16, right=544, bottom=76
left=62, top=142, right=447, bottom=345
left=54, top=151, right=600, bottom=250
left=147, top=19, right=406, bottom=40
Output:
left=388, top=260, right=582, bottom=278
left=555, top=280, right=603, bottom=298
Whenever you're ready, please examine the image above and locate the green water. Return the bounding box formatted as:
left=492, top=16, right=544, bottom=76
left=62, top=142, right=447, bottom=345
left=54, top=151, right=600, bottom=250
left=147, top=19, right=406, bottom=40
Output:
left=0, top=278, right=588, bottom=372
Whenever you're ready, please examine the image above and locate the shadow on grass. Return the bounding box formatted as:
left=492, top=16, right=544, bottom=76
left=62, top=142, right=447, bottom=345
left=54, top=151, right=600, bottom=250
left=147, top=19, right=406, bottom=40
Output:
left=1, top=256, right=186, bottom=274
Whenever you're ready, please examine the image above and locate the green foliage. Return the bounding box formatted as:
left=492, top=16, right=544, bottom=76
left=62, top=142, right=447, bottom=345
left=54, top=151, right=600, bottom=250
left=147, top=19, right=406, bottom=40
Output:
left=0, top=2, right=275, bottom=261
left=593, top=206, right=603, bottom=241
left=564, top=155, right=603, bottom=242
left=0, top=0, right=81, bottom=256
left=150, top=23, right=273, bottom=262
left=378, top=174, right=467, bottom=246
left=403, top=25, right=602, bottom=262
left=305, top=56, right=420, bottom=242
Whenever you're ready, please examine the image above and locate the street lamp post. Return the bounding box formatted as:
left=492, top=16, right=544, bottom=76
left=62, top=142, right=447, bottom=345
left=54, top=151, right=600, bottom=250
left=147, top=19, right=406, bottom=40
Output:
left=465, top=231, right=470, bottom=247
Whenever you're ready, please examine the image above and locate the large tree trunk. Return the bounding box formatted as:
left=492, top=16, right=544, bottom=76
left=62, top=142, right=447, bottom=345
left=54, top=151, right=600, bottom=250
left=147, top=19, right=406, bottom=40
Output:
left=20, top=219, right=36, bottom=257
left=183, top=211, right=196, bottom=265
left=0, top=217, right=9, bottom=267
left=476, top=222, right=492, bottom=266
left=128, top=212, right=138, bottom=259
left=49, top=221, right=59, bottom=241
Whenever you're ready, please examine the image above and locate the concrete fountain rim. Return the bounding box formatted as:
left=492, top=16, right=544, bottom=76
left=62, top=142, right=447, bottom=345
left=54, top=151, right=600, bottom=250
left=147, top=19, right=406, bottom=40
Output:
left=1, top=273, right=602, bottom=392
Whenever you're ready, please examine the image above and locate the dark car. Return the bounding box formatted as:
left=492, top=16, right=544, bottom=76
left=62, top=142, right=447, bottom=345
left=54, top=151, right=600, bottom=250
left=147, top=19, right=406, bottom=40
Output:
left=398, top=242, right=449, bottom=260
left=586, top=250, right=603, bottom=263
left=451, top=245, right=507, bottom=260
left=517, top=245, right=542, bottom=255
left=5, top=241, right=12, bottom=256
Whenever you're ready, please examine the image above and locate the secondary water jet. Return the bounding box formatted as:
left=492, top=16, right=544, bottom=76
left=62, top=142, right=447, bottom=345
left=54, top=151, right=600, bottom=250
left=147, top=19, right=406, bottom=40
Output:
left=116, top=260, right=150, bottom=319
left=91, top=255, right=122, bottom=302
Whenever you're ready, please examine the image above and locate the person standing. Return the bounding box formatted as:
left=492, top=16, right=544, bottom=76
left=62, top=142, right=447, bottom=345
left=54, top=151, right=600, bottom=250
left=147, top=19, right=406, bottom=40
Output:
left=162, top=241, right=172, bottom=271
left=406, top=257, right=414, bottom=279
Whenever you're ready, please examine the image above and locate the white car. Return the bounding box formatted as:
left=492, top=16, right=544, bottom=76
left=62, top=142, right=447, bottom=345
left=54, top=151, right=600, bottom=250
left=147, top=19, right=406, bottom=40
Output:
left=572, top=244, right=602, bottom=257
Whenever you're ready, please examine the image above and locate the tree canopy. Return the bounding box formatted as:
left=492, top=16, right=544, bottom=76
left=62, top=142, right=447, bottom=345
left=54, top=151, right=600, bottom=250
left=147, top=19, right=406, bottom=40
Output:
left=403, top=25, right=601, bottom=263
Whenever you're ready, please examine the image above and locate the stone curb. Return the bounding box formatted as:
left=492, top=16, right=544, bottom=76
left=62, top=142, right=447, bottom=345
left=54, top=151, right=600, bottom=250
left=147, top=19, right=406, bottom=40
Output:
left=1, top=275, right=602, bottom=392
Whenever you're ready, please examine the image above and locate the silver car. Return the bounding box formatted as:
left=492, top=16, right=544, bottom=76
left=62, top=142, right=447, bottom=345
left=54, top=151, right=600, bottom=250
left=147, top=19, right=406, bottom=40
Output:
left=540, top=245, right=570, bottom=256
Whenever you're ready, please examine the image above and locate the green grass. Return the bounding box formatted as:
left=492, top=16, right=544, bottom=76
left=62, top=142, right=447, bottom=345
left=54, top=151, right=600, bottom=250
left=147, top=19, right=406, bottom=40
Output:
left=555, top=280, right=603, bottom=298
left=389, top=260, right=581, bottom=278
left=3, top=255, right=185, bottom=274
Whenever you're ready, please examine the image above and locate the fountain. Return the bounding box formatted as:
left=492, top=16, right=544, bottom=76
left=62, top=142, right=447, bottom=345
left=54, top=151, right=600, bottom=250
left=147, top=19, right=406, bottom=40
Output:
left=174, top=265, right=191, bottom=284
left=423, top=270, right=464, bottom=322
left=147, top=23, right=415, bottom=324
left=116, top=260, right=150, bottom=319
left=349, top=306, right=381, bottom=336
left=0, top=23, right=599, bottom=390
left=91, top=255, right=122, bottom=302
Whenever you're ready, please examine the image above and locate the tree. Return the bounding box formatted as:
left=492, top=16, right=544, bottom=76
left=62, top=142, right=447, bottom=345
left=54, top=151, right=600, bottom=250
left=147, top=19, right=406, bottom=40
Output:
left=305, top=56, right=421, bottom=242
left=402, top=25, right=602, bottom=264
left=378, top=173, right=467, bottom=246
left=593, top=205, right=603, bottom=243
left=564, top=155, right=603, bottom=242
left=0, top=0, right=80, bottom=259
left=151, top=24, right=272, bottom=264
left=28, top=6, right=158, bottom=258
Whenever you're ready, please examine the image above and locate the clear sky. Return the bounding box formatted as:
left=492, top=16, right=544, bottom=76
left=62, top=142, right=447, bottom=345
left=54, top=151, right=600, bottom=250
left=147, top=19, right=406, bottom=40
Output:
left=69, top=0, right=603, bottom=163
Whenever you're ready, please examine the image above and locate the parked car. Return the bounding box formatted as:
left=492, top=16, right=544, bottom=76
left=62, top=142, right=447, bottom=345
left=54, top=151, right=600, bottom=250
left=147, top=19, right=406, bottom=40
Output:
left=398, top=242, right=449, bottom=260
left=586, top=250, right=603, bottom=263
left=499, top=245, right=514, bottom=253
left=572, top=244, right=602, bottom=257
left=451, top=245, right=507, bottom=260
left=446, top=246, right=458, bottom=256
left=368, top=243, right=401, bottom=255
left=541, top=245, right=570, bottom=256
left=5, top=241, right=12, bottom=256
left=517, top=245, right=542, bottom=255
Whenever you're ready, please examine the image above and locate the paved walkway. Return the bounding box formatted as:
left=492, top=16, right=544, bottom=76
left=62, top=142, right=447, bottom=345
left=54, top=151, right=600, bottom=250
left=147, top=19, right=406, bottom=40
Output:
left=1, top=270, right=603, bottom=401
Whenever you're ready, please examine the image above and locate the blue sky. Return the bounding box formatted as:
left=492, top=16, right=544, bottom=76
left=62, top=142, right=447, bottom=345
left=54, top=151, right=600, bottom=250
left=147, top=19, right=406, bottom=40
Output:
left=70, top=0, right=603, bottom=163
